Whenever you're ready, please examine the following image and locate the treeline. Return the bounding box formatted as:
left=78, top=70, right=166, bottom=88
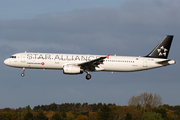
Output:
left=0, top=93, right=180, bottom=120
left=1, top=103, right=180, bottom=120
left=33, top=102, right=115, bottom=112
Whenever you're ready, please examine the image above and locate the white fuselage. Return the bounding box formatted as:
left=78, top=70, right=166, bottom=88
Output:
left=4, top=52, right=175, bottom=72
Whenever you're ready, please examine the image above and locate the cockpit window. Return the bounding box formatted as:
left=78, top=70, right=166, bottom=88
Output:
left=10, top=56, right=16, bottom=58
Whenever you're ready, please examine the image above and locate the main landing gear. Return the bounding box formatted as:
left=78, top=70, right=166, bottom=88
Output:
left=85, top=71, right=91, bottom=80
left=20, top=68, right=92, bottom=80
left=21, top=68, right=25, bottom=77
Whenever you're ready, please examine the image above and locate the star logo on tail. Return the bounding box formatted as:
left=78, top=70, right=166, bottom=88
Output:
left=157, top=46, right=168, bottom=56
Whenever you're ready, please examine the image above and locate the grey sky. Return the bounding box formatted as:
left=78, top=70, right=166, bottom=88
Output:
left=0, top=0, right=180, bottom=109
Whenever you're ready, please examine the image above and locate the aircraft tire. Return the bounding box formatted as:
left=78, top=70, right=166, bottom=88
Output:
left=86, top=74, right=91, bottom=80
left=21, top=73, right=25, bottom=77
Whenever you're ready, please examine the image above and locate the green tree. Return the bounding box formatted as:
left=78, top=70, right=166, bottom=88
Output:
left=154, top=108, right=168, bottom=120
left=24, top=111, right=34, bottom=120
left=66, top=117, right=74, bottom=120
left=25, top=105, right=31, bottom=111
left=35, top=112, right=48, bottom=120
left=96, top=105, right=112, bottom=120
left=48, top=103, right=58, bottom=111
left=52, top=113, right=62, bottom=120
left=61, top=112, right=67, bottom=120
left=0, top=113, right=4, bottom=120
left=141, top=112, right=163, bottom=120
left=11, top=113, right=18, bottom=120
left=33, top=105, right=41, bottom=111
left=3, top=113, right=12, bottom=120
left=125, top=112, right=132, bottom=120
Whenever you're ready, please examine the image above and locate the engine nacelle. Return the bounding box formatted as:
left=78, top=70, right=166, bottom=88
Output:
left=63, top=65, right=83, bottom=74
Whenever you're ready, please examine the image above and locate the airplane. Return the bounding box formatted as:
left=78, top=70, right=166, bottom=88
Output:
left=4, top=35, right=175, bottom=80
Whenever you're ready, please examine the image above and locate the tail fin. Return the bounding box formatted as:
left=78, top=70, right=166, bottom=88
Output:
left=145, top=35, right=173, bottom=59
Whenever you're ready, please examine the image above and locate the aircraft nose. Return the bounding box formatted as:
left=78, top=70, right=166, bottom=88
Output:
left=4, top=59, right=10, bottom=66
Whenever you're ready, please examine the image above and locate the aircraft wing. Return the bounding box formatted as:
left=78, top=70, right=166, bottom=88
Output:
left=77, top=55, right=109, bottom=71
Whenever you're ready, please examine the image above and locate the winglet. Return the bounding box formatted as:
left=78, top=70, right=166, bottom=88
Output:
left=106, top=55, right=110, bottom=59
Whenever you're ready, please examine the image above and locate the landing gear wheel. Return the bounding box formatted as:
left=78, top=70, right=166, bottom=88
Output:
left=86, top=74, right=91, bottom=80
left=21, top=73, right=25, bottom=77
left=21, top=68, right=25, bottom=77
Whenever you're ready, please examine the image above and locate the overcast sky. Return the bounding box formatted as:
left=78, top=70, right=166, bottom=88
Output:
left=1, top=0, right=180, bottom=109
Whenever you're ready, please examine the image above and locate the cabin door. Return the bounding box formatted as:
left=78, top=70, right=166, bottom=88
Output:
left=143, top=59, right=148, bottom=67
left=21, top=53, right=26, bottom=63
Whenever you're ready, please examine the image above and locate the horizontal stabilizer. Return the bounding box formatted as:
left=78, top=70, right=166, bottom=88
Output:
left=156, top=59, right=176, bottom=65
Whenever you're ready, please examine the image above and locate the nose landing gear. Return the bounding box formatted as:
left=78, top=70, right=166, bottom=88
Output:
left=21, top=68, right=25, bottom=77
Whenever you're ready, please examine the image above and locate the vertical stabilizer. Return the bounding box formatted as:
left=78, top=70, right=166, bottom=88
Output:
left=145, top=35, right=173, bottom=59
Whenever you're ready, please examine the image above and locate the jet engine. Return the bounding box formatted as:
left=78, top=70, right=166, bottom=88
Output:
left=63, top=65, right=83, bottom=74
